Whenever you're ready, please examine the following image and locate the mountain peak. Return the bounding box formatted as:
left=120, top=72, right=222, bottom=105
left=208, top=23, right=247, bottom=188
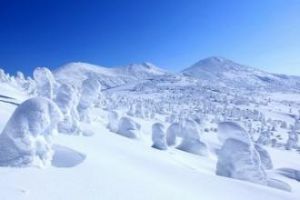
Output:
left=182, top=56, right=252, bottom=75
left=122, top=62, right=168, bottom=76
left=191, top=56, right=240, bottom=68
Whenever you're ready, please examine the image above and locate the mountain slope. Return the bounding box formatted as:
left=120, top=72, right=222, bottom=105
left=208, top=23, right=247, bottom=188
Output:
left=182, top=57, right=300, bottom=91
left=54, top=62, right=170, bottom=89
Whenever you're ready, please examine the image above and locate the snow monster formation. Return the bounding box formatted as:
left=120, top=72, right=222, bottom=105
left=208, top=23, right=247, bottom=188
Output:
left=77, top=77, right=101, bottom=122
left=55, top=83, right=81, bottom=135
left=33, top=67, right=57, bottom=100
left=216, top=122, right=290, bottom=191
left=117, top=116, right=141, bottom=139
left=166, top=122, right=181, bottom=146
left=256, top=128, right=272, bottom=146
left=176, top=119, right=208, bottom=156
left=152, top=123, right=168, bottom=150
left=165, top=119, right=208, bottom=156
left=285, top=119, right=299, bottom=150
left=216, top=122, right=266, bottom=182
left=0, top=97, right=62, bottom=167
left=107, top=111, right=120, bottom=133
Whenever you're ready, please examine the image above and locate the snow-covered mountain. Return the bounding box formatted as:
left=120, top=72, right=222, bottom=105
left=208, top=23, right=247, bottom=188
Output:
left=54, top=62, right=170, bottom=89
left=182, top=56, right=300, bottom=91
left=53, top=57, right=300, bottom=93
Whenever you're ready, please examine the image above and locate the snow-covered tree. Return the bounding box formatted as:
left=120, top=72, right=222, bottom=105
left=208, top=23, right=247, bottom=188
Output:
left=107, top=110, right=119, bottom=133
left=217, top=121, right=252, bottom=145
left=166, top=122, right=182, bottom=146
left=33, top=67, right=56, bottom=99
left=55, top=84, right=80, bottom=135
left=77, top=77, right=101, bottom=122
left=117, top=116, right=140, bottom=139
left=286, top=124, right=299, bottom=150
left=0, top=97, right=62, bottom=167
left=152, top=123, right=168, bottom=150
left=176, top=119, right=208, bottom=156
left=216, top=138, right=268, bottom=185
left=0, top=69, right=9, bottom=82
left=256, top=127, right=272, bottom=146
left=216, top=122, right=269, bottom=185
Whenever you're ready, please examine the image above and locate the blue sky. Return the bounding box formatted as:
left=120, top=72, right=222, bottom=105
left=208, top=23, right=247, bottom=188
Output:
left=0, top=0, right=300, bottom=76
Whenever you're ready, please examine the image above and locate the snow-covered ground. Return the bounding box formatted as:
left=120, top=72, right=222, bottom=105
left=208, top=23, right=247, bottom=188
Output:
left=0, top=57, right=299, bottom=200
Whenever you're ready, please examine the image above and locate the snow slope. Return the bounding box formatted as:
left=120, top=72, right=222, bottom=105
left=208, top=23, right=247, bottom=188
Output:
left=0, top=85, right=299, bottom=200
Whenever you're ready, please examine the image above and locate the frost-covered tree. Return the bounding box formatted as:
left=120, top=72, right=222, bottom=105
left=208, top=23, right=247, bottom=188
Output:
left=166, top=122, right=182, bottom=146
left=216, top=122, right=268, bottom=185
left=33, top=67, right=56, bottom=99
left=15, top=71, right=27, bottom=88
left=117, top=116, right=140, bottom=139
left=107, top=111, right=119, bottom=133
left=217, top=121, right=252, bottom=145
left=55, top=84, right=80, bottom=135
left=176, top=119, right=208, bottom=156
left=256, top=127, right=272, bottom=146
left=0, top=97, right=62, bottom=167
left=127, top=104, right=135, bottom=116
left=77, top=77, right=101, bottom=122
left=286, top=124, right=299, bottom=150
left=152, top=123, right=168, bottom=150
left=216, top=138, right=268, bottom=185
left=0, top=69, right=10, bottom=82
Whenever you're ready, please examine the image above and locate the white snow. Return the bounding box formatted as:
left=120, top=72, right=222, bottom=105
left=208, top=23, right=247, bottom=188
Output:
left=0, top=57, right=300, bottom=200
left=0, top=97, right=62, bottom=167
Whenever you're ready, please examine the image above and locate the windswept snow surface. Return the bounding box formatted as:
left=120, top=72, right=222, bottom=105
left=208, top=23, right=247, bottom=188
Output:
left=1, top=57, right=300, bottom=200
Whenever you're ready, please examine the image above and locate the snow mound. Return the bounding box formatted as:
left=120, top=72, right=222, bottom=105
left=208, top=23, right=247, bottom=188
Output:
left=277, top=168, right=300, bottom=182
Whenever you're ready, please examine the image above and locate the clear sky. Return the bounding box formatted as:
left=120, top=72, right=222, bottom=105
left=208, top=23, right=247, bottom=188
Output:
left=0, top=0, right=300, bottom=76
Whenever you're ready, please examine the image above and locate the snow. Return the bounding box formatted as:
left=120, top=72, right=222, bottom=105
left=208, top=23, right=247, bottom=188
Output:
left=33, top=67, right=56, bottom=99
left=151, top=122, right=168, bottom=150
left=0, top=57, right=300, bottom=200
left=116, top=116, right=141, bottom=139
left=182, top=56, right=300, bottom=91
left=0, top=97, right=62, bottom=167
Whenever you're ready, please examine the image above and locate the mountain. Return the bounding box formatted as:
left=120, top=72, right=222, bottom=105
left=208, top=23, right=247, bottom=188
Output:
left=54, top=57, right=300, bottom=92
left=182, top=56, right=300, bottom=91
left=54, top=62, right=170, bottom=89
